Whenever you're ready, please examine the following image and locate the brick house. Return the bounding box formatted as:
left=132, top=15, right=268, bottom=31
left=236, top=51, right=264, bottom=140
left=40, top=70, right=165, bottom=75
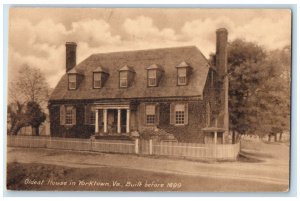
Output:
left=48, top=28, right=229, bottom=143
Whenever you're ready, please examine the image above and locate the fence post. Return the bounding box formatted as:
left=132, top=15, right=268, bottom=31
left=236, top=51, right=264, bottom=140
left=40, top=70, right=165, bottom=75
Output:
left=149, top=139, right=153, bottom=155
left=90, top=138, right=93, bottom=152
left=135, top=138, right=139, bottom=154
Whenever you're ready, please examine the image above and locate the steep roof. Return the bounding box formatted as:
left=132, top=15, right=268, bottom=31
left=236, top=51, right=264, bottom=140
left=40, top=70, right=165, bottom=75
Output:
left=49, top=46, right=210, bottom=101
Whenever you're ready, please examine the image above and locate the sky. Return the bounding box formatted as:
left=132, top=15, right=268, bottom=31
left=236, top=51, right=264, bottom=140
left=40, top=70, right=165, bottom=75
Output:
left=8, top=8, right=291, bottom=88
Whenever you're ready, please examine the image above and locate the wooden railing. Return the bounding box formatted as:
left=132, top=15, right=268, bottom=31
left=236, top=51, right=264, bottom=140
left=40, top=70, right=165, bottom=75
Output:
left=7, top=136, right=240, bottom=160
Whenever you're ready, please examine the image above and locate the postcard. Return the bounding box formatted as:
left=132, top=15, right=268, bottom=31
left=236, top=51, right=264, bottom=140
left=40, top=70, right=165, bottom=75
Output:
left=6, top=7, right=291, bottom=192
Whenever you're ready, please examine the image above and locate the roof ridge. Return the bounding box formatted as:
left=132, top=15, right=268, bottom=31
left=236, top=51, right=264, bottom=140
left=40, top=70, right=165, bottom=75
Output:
left=91, top=45, right=198, bottom=57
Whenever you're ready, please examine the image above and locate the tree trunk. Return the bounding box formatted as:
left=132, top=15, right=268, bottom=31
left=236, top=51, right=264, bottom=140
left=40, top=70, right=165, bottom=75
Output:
left=232, top=130, right=236, bottom=144
left=268, top=134, right=271, bottom=142
left=274, top=133, right=278, bottom=142
left=279, top=132, right=283, bottom=141
left=11, top=125, right=21, bottom=135
left=32, top=126, right=39, bottom=136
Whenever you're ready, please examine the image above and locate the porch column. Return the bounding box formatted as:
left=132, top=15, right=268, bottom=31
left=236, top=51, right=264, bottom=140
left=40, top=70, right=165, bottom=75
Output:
left=117, top=109, right=121, bottom=134
left=214, top=131, right=217, bottom=144
left=103, top=109, right=108, bottom=133
left=95, top=109, right=99, bottom=133
left=126, top=109, right=130, bottom=133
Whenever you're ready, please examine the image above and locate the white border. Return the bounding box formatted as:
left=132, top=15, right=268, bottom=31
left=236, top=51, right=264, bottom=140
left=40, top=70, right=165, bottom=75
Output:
left=0, top=0, right=299, bottom=200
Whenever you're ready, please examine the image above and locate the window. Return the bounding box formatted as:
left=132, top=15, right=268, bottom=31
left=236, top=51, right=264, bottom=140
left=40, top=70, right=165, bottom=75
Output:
left=146, top=105, right=156, bottom=125
left=68, top=74, right=76, bottom=90
left=90, top=110, right=96, bottom=125
left=175, top=104, right=185, bottom=125
left=178, top=68, right=187, bottom=85
left=120, top=71, right=128, bottom=87
left=148, top=69, right=157, bottom=86
left=93, top=73, right=101, bottom=88
left=65, top=106, right=73, bottom=125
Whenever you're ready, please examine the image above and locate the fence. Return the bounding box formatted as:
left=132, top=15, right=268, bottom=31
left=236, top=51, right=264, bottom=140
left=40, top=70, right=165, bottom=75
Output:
left=7, top=135, right=240, bottom=160
left=7, top=136, right=136, bottom=154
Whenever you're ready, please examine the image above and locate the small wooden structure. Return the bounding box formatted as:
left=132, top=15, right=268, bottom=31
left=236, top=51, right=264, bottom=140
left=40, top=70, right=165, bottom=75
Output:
left=202, top=127, right=226, bottom=144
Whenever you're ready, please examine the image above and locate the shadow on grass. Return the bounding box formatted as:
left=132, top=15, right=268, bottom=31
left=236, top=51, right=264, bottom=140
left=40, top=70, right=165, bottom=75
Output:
left=238, top=152, right=265, bottom=163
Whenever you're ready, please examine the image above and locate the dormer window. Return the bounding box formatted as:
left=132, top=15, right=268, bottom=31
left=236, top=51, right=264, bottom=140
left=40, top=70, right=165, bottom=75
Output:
left=178, top=68, right=187, bottom=85
left=67, top=68, right=83, bottom=90
left=93, top=72, right=101, bottom=88
left=93, top=66, right=109, bottom=89
left=148, top=69, right=157, bottom=86
left=147, top=64, right=163, bottom=87
left=119, top=65, right=135, bottom=88
left=68, top=74, right=77, bottom=90
left=120, top=71, right=128, bottom=88
left=176, top=61, right=192, bottom=86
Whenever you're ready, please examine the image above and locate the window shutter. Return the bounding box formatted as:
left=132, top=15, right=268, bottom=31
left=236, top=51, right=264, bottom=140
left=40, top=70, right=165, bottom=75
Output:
left=60, top=105, right=65, bottom=125
left=140, top=103, right=145, bottom=125
left=170, top=103, right=175, bottom=125
left=155, top=104, right=160, bottom=126
left=184, top=103, right=189, bottom=125
left=72, top=106, right=76, bottom=125
left=84, top=105, right=90, bottom=125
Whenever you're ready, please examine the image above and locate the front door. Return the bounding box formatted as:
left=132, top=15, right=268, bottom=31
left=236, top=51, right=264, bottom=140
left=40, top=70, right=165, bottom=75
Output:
left=121, top=109, right=127, bottom=133
left=107, top=109, right=117, bottom=134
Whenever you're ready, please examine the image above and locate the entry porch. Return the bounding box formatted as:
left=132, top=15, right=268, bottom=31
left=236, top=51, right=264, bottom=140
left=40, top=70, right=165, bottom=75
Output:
left=92, top=104, right=132, bottom=136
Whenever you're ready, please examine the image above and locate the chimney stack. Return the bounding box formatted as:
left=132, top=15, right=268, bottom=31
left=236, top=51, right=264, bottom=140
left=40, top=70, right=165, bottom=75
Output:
left=215, top=28, right=229, bottom=135
left=216, top=28, right=228, bottom=77
left=65, top=42, right=77, bottom=72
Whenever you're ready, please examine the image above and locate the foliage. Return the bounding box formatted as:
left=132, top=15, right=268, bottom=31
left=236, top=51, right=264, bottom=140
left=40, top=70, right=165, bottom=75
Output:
left=25, top=101, right=46, bottom=136
left=7, top=102, right=28, bottom=135
left=226, top=39, right=290, bottom=138
left=228, top=40, right=268, bottom=135
left=9, top=64, right=51, bottom=106
left=8, top=64, right=50, bottom=135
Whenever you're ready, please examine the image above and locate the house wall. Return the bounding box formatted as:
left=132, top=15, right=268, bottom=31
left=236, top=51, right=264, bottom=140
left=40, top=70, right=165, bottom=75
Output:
left=136, top=101, right=207, bottom=143
left=49, top=99, right=209, bottom=142
left=49, top=67, right=218, bottom=142
left=49, top=104, right=94, bottom=138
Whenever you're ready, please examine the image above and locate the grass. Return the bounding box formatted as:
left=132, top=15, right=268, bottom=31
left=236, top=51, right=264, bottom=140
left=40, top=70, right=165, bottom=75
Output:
left=7, top=162, right=287, bottom=192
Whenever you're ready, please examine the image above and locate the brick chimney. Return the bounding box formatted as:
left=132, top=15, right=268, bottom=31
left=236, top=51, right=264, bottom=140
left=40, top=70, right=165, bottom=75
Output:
left=215, top=28, right=229, bottom=135
left=216, top=28, right=228, bottom=77
left=65, top=42, right=77, bottom=72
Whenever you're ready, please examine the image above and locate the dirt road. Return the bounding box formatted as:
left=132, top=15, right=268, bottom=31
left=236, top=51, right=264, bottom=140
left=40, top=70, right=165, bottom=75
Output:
left=7, top=140, right=289, bottom=190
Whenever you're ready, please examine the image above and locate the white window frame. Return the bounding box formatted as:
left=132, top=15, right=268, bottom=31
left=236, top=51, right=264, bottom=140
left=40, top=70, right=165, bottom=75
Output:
left=148, top=69, right=157, bottom=87
left=65, top=106, right=73, bottom=125
left=145, top=104, right=156, bottom=125
left=68, top=74, right=76, bottom=90
left=177, top=68, right=187, bottom=85
left=93, top=72, right=102, bottom=88
left=175, top=104, right=185, bottom=125
left=120, top=71, right=128, bottom=88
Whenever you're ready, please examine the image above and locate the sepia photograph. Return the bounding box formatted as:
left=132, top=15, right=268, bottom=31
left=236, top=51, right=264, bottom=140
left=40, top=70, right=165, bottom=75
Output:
left=6, top=7, right=291, bottom=192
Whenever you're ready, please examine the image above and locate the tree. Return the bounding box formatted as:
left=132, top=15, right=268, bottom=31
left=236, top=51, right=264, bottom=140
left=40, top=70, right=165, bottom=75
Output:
left=25, top=101, right=46, bottom=136
left=217, top=39, right=290, bottom=143
left=9, top=64, right=51, bottom=106
left=8, top=64, right=51, bottom=135
left=227, top=39, right=268, bottom=142
left=7, top=101, right=28, bottom=135
left=255, top=46, right=291, bottom=141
